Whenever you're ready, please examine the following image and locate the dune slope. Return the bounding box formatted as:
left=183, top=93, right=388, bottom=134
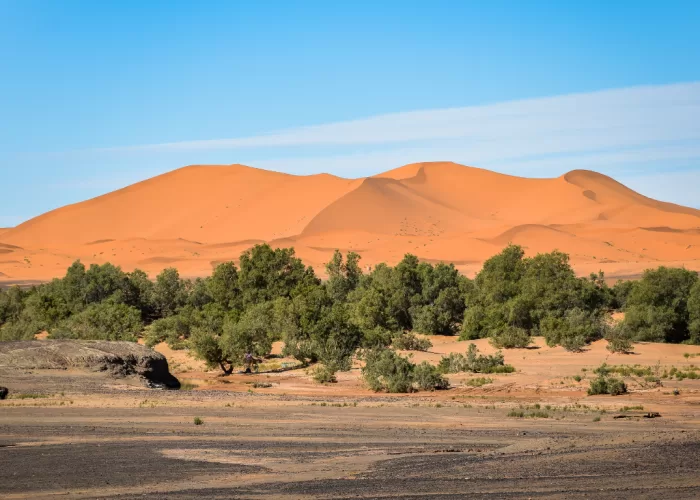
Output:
left=1, top=162, right=699, bottom=282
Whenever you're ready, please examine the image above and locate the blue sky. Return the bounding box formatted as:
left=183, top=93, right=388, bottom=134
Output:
left=1, top=1, right=700, bottom=226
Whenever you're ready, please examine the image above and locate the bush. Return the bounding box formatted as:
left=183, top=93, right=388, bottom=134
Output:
left=362, top=348, right=415, bottom=393
left=311, top=364, right=338, bottom=384
left=588, top=375, right=627, bottom=396
left=438, top=344, right=514, bottom=374
left=392, top=332, right=432, bottom=351
left=606, top=324, right=634, bottom=354
left=540, top=308, right=606, bottom=351
left=466, top=377, right=493, bottom=387
left=0, top=315, right=44, bottom=341
left=488, top=326, right=532, bottom=349
left=412, top=361, right=449, bottom=391
left=193, top=417, right=203, bottom=425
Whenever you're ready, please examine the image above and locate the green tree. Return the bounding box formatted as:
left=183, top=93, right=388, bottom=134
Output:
left=688, top=280, right=700, bottom=344
left=208, top=262, right=239, bottom=310
left=152, top=268, right=186, bottom=318
left=220, top=302, right=275, bottom=367
left=238, top=244, right=319, bottom=307
left=51, top=301, right=143, bottom=341
left=621, top=267, right=698, bottom=343
left=325, top=250, right=362, bottom=302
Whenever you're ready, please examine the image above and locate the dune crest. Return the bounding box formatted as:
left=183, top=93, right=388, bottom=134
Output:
left=2, top=161, right=700, bottom=283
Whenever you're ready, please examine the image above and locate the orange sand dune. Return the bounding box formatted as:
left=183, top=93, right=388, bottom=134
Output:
left=1, top=162, right=699, bottom=283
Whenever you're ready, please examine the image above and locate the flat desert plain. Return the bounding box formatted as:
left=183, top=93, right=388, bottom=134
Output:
left=2, top=162, right=700, bottom=284
left=2, top=337, right=700, bottom=499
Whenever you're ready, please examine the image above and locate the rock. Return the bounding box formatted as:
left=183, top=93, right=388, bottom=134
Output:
left=0, top=386, right=8, bottom=400
left=0, top=340, right=180, bottom=389
left=643, top=412, right=661, bottom=419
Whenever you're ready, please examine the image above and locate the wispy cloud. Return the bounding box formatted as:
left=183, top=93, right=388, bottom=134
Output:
left=97, top=82, right=700, bottom=159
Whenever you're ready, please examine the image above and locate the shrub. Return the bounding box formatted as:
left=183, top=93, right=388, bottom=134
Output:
left=392, top=332, right=432, bottom=351
left=588, top=375, right=627, bottom=396
left=311, top=364, right=338, bottom=384
left=540, top=308, right=606, bottom=351
left=412, top=361, right=449, bottom=391
left=438, top=344, right=514, bottom=374
left=193, top=417, right=203, bottom=425
left=362, top=348, right=415, bottom=393
left=466, top=377, right=493, bottom=387
left=606, top=324, right=634, bottom=354
left=488, top=326, right=532, bottom=349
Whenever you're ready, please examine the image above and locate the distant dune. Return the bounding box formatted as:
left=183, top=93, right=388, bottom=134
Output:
left=2, top=162, right=700, bottom=283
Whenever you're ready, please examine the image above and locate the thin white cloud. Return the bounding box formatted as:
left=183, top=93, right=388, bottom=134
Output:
left=97, top=81, right=700, bottom=156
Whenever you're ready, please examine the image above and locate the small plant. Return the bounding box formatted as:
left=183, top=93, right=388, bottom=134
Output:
left=392, top=332, right=433, bottom=352
left=311, top=364, right=338, bottom=384
left=252, top=381, right=273, bottom=389
left=193, top=417, right=204, bottom=425
left=573, top=375, right=582, bottom=382
left=466, top=377, right=493, bottom=387
left=605, top=325, right=634, bottom=354
left=179, top=382, right=198, bottom=391
left=508, top=409, right=525, bottom=418
left=592, top=415, right=601, bottom=422
left=588, top=375, right=627, bottom=396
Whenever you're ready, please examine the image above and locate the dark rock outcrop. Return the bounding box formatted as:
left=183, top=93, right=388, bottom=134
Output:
left=0, top=340, right=180, bottom=389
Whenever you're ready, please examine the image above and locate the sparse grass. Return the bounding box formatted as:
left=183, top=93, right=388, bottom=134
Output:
left=508, top=409, right=549, bottom=419
left=8, top=393, right=48, bottom=400
left=193, top=416, right=203, bottom=425
left=620, top=405, right=644, bottom=411
left=683, top=352, right=699, bottom=359
left=592, top=415, right=601, bottom=422
left=179, top=382, right=198, bottom=391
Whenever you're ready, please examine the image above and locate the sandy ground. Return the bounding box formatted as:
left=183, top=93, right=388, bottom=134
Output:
left=2, top=162, right=700, bottom=284
left=2, top=337, right=700, bottom=498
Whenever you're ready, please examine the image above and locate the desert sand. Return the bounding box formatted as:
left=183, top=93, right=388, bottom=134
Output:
left=2, top=336, right=700, bottom=498
left=2, top=162, right=700, bottom=284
